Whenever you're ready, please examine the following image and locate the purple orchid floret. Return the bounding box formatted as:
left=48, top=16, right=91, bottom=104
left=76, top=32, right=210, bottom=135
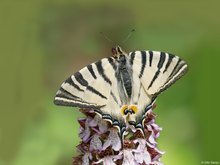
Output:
left=73, top=105, right=164, bottom=165
left=134, top=147, right=151, bottom=164
left=82, top=152, right=92, bottom=165
left=103, top=128, right=122, bottom=151
left=94, top=154, right=122, bottom=165
left=90, top=134, right=102, bottom=151
left=121, top=149, right=137, bottom=165
left=79, top=124, right=91, bottom=143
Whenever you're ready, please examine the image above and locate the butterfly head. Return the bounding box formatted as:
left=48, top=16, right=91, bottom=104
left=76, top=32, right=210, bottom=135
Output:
left=111, top=45, right=127, bottom=58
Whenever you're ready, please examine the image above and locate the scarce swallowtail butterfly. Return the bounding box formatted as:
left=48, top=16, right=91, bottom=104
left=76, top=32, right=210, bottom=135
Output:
left=54, top=46, right=188, bottom=137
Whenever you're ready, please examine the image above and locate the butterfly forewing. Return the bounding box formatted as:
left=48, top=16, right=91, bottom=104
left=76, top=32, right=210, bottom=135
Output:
left=129, top=50, right=188, bottom=97
left=55, top=59, right=108, bottom=108
left=54, top=57, right=123, bottom=121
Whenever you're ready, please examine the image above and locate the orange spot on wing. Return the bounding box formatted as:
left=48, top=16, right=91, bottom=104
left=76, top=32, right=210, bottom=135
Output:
left=120, top=105, right=128, bottom=115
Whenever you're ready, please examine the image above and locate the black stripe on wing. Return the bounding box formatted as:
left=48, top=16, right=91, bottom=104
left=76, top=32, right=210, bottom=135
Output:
left=155, top=57, right=188, bottom=95
left=87, top=64, right=97, bottom=79
left=54, top=81, right=104, bottom=108
left=139, top=51, right=147, bottom=78
left=163, top=53, right=175, bottom=73
left=148, top=52, right=166, bottom=89
left=129, top=51, right=135, bottom=66
left=149, top=51, right=153, bottom=66
left=87, top=86, right=107, bottom=99
left=54, top=99, right=101, bottom=109
left=168, top=58, right=183, bottom=79
left=54, top=87, right=102, bottom=108
left=110, top=91, right=120, bottom=105
left=75, top=72, right=107, bottom=100
left=95, top=61, right=112, bottom=85
left=157, top=52, right=166, bottom=68
left=65, top=76, right=83, bottom=92
left=56, top=87, right=81, bottom=100
left=75, top=72, right=88, bottom=86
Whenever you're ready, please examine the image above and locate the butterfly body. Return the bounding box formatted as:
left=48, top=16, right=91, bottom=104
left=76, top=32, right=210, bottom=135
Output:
left=54, top=46, right=188, bottom=137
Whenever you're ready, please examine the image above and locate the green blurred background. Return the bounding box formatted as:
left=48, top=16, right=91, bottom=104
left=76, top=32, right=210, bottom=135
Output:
left=0, top=0, right=219, bottom=165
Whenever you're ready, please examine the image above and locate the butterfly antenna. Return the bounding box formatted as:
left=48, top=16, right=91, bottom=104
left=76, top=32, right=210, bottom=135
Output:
left=100, top=32, right=114, bottom=44
left=122, top=29, right=135, bottom=44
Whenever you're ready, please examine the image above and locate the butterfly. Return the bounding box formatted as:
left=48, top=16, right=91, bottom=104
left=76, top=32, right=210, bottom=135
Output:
left=54, top=46, right=188, bottom=137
